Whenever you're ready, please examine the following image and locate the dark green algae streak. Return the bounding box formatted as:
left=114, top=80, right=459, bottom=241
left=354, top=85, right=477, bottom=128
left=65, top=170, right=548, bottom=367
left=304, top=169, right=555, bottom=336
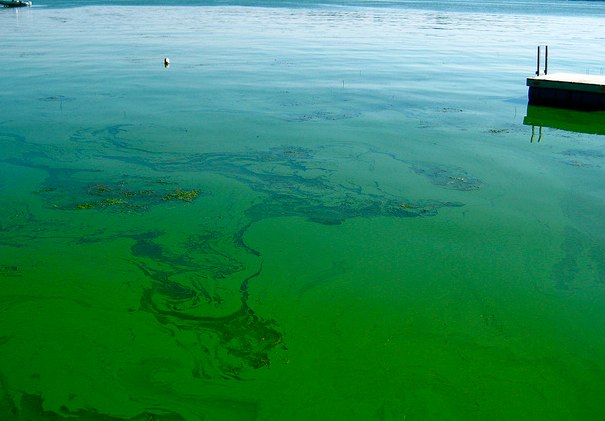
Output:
left=0, top=123, right=475, bottom=419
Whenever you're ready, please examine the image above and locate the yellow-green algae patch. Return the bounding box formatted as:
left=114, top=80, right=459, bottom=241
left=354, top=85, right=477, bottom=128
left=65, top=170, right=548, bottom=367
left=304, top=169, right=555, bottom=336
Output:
left=37, top=179, right=203, bottom=212
left=161, top=189, right=200, bottom=203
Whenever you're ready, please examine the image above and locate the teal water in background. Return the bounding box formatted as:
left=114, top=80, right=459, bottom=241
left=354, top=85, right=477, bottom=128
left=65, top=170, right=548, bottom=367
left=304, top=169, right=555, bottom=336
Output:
left=2, top=1, right=605, bottom=419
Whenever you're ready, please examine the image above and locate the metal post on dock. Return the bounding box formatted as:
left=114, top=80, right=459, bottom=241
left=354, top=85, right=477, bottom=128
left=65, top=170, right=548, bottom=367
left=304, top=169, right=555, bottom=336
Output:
left=536, top=45, right=548, bottom=76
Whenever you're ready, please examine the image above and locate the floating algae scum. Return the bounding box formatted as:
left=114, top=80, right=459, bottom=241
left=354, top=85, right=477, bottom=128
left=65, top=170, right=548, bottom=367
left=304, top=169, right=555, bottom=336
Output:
left=2, top=2, right=605, bottom=420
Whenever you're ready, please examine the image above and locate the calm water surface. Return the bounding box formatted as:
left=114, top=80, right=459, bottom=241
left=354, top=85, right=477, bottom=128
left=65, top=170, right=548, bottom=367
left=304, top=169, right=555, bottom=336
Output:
left=2, top=1, right=605, bottom=419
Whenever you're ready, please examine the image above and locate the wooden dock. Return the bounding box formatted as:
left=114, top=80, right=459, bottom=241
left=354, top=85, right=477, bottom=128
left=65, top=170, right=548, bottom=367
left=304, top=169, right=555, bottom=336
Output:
left=527, top=46, right=605, bottom=111
left=526, top=46, right=605, bottom=110
left=527, top=73, right=605, bottom=110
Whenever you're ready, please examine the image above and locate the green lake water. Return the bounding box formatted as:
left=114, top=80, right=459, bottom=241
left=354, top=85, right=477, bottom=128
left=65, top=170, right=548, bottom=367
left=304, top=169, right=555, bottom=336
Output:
left=2, top=1, right=605, bottom=419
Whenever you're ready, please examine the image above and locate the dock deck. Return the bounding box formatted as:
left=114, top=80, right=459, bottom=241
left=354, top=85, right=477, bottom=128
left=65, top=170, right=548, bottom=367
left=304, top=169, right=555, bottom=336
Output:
left=527, top=73, right=605, bottom=110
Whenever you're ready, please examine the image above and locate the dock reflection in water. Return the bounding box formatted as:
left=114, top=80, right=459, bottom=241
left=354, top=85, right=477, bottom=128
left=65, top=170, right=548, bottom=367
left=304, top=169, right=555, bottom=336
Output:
left=524, top=105, right=605, bottom=142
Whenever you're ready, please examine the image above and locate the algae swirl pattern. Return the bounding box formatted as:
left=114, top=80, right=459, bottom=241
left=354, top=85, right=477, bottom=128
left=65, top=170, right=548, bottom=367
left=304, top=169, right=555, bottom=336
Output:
left=0, top=125, right=476, bottom=419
